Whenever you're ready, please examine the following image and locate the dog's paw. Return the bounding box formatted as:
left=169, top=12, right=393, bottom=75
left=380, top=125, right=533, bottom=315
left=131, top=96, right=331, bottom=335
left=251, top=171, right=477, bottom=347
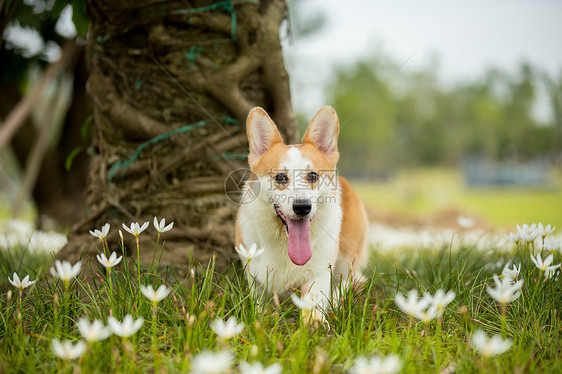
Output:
left=302, top=308, right=330, bottom=330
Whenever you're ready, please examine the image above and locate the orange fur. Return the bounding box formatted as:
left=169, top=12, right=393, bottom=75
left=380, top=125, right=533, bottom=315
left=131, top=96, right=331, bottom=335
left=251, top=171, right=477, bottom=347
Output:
left=337, top=176, right=369, bottom=268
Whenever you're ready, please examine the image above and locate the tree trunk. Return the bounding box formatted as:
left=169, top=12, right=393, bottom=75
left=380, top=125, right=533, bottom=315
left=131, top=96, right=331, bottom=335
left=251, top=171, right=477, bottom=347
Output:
left=57, top=0, right=298, bottom=271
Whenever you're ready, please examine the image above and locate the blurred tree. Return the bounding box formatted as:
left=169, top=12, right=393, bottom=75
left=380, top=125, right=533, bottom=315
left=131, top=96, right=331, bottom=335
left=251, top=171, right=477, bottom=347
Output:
left=286, top=0, right=325, bottom=40
left=0, top=0, right=91, bottom=226
left=55, top=0, right=298, bottom=270
left=544, top=70, right=562, bottom=164
left=328, top=57, right=399, bottom=178
left=502, top=64, right=537, bottom=158
left=327, top=54, right=561, bottom=178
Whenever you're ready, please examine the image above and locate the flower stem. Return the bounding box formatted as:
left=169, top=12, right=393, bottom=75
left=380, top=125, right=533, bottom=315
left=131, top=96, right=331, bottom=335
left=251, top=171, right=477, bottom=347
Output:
left=102, top=238, right=109, bottom=256
left=151, top=233, right=161, bottom=271
left=136, top=236, right=141, bottom=290
left=121, top=337, right=128, bottom=371
left=17, top=290, right=23, bottom=342
left=407, top=316, right=414, bottom=343
left=152, top=302, right=160, bottom=370
left=423, top=321, right=429, bottom=338
left=63, top=284, right=70, bottom=334
left=107, top=267, right=114, bottom=309
left=53, top=292, right=60, bottom=337
left=119, top=235, right=135, bottom=297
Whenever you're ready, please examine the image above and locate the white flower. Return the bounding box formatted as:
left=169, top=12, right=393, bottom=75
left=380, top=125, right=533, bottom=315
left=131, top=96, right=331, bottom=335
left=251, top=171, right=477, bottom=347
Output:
left=50, top=260, right=82, bottom=282
left=153, top=217, right=173, bottom=234
left=431, top=289, right=455, bottom=317
left=210, top=316, right=244, bottom=340
left=121, top=221, right=149, bottom=237
left=544, top=267, right=559, bottom=281
left=457, top=216, right=474, bottom=229
left=140, top=284, right=171, bottom=303
left=505, top=231, right=521, bottom=243
left=397, top=289, right=454, bottom=321
left=96, top=251, right=122, bottom=268
left=235, top=243, right=265, bottom=261
left=8, top=272, right=36, bottom=290
left=0, top=220, right=69, bottom=254
left=394, top=289, right=432, bottom=318
left=530, top=252, right=561, bottom=273
left=190, top=350, right=233, bottom=374
left=89, top=223, right=110, bottom=239
left=543, top=237, right=560, bottom=252
left=349, top=354, right=402, bottom=374
left=291, top=292, right=316, bottom=311
left=239, top=361, right=283, bottom=374
left=29, top=230, right=68, bottom=254
left=517, top=224, right=538, bottom=242
left=501, top=263, right=521, bottom=283
left=77, top=318, right=111, bottom=342
left=51, top=339, right=86, bottom=360
left=486, top=274, right=523, bottom=305
left=536, top=222, right=555, bottom=238
left=107, top=314, right=143, bottom=337
left=414, top=305, right=438, bottom=322
left=471, top=329, right=512, bottom=357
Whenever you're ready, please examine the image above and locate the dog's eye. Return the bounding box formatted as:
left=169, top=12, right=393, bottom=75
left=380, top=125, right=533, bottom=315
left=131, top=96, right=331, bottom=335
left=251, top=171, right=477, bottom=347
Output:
left=307, top=171, right=319, bottom=183
left=275, top=173, right=288, bottom=184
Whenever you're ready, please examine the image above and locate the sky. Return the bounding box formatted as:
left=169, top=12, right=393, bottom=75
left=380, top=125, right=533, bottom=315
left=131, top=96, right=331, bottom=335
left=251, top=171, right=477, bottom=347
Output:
left=283, top=0, right=562, bottom=118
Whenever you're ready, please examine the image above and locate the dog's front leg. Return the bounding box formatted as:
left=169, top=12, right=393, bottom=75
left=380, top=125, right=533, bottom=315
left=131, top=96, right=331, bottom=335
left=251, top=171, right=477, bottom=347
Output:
left=301, top=272, right=332, bottom=327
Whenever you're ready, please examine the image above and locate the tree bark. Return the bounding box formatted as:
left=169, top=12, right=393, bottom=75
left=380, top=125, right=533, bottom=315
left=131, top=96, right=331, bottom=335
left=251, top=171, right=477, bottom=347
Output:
left=56, top=0, right=297, bottom=271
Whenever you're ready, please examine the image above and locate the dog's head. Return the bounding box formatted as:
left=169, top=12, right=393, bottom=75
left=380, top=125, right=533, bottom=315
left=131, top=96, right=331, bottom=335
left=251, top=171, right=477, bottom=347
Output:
left=245, top=107, right=340, bottom=266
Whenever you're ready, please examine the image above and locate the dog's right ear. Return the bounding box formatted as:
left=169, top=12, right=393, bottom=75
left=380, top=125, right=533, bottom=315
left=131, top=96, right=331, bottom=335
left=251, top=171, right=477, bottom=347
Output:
left=247, top=107, right=284, bottom=166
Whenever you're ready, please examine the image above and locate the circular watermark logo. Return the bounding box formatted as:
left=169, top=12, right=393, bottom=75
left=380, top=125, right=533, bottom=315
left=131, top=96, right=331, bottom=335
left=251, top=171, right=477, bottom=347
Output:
left=224, top=168, right=260, bottom=204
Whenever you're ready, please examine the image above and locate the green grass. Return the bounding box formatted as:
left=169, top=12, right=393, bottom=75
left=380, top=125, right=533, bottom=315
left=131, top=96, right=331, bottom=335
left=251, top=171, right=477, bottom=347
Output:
left=1, top=231, right=561, bottom=373
left=354, top=168, right=562, bottom=229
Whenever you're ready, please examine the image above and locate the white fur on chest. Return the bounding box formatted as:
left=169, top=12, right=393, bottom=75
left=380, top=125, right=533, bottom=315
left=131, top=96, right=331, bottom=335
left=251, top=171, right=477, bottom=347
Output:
left=238, top=186, right=342, bottom=297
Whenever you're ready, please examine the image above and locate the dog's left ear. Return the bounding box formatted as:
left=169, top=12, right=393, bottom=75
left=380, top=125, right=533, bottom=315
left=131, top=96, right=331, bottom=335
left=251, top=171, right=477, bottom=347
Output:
left=302, top=106, right=340, bottom=162
left=247, top=107, right=284, bottom=167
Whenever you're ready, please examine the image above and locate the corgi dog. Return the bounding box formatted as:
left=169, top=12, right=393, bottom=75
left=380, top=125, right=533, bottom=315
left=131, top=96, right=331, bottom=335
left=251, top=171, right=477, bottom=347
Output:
left=235, top=106, right=368, bottom=322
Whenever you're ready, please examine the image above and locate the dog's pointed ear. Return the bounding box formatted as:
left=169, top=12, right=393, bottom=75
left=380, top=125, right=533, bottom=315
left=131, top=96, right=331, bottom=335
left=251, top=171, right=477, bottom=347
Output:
left=302, top=106, right=340, bottom=162
left=247, top=107, right=284, bottom=165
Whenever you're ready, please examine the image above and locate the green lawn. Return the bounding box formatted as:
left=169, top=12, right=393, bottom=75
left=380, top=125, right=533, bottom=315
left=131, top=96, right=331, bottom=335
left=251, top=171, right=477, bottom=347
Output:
left=353, top=168, right=562, bottom=229
left=1, top=227, right=561, bottom=373
left=1, top=169, right=561, bottom=372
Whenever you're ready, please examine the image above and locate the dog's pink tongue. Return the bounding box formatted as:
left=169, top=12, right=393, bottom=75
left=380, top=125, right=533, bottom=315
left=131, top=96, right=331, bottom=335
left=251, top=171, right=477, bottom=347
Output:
left=287, top=218, right=312, bottom=266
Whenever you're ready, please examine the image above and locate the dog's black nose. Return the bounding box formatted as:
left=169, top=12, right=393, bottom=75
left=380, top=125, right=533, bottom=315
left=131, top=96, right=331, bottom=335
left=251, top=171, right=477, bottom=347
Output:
left=293, top=200, right=312, bottom=216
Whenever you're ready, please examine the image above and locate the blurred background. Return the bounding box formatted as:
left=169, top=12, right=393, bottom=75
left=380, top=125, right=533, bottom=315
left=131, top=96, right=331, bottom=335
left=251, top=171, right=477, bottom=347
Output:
left=285, top=0, right=562, bottom=230
left=1, top=0, right=561, bottom=238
